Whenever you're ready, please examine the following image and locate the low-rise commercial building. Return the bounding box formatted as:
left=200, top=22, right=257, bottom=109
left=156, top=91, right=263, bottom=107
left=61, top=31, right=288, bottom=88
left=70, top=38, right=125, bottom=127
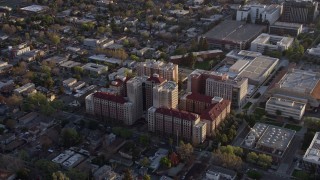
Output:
left=225, top=50, right=279, bottom=85
left=302, top=132, right=320, bottom=173
left=200, top=20, right=266, bottom=50
left=269, top=21, right=303, bottom=37
left=82, top=63, right=108, bottom=75
left=270, top=69, right=320, bottom=108
left=250, top=33, right=294, bottom=53
left=236, top=4, right=282, bottom=25
left=266, top=97, right=306, bottom=120
left=242, top=123, right=295, bottom=161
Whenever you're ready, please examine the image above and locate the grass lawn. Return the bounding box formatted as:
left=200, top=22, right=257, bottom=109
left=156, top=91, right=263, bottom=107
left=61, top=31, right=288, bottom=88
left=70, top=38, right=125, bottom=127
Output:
left=284, top=124, right=302, bottom=131
left=292, top=170, right=313, bottom=180
left=243, top=102, right=252, bottom=109
left=194, top=60, right=212, bottom=70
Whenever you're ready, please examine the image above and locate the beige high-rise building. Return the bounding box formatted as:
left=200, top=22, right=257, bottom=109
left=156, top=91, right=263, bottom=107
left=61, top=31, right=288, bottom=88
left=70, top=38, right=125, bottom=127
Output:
left=136, top=60, right=179, bottom=83
left=145, top=74, right=166, bottom=110
left=126, top=76, right=147, bottom=123
left=153, top=81, right=178, bottom=109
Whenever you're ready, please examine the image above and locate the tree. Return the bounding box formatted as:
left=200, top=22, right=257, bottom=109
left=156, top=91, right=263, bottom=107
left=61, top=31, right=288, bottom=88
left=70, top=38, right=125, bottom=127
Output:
left=52, top=171, right=70, bottom=180
left=6, top=94, right=23, bottom=107
left=140, top=157, right=150, bottom=167
left=177, top=141, right=193, bottom=160
left=143, top=174, right=151, bottom=180
left=257, top=154, right=272, bottom=168
left=247, top=170, right=262, bottom=180
left=48, top=33, right=60, bottom=46
left=246, top=152, right=258, bottom=164
left=66, top=169, right=88, bottom=180
left=2, top=24, right=16, bottom=35
left=35, top=159, right=60, bottom=179
left=160, top=157, right=171, bottom=168
left=139, top=135, right=150, bottom=147
left=61, top=128, right=81, bottom=147
left=304, top=117, right=320, bottom=130
left=123, top=169, right=133, bottom=180
left=5, top=119, right=16, bottom=129
left=16, top=168, right=30, bottom=179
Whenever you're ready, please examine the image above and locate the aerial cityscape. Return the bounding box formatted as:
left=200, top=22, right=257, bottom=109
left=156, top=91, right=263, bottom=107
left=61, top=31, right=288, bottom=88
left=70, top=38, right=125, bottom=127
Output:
left=0, top=0, right=320, bottom=179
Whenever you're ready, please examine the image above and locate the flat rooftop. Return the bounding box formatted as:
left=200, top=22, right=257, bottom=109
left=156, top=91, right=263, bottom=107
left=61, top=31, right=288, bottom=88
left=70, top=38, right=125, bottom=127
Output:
left=267, top=97, right=306, bottom=110
left=279, top=69, right=320, bottom=94
left=244, top=123, right=296, bottom=155
left=271, top=21, right=303, bottom=29
left=20, top=5, right=48, bottom=12
left=258, top=124, right=295, bottom=151
left=238, top=55, right=279, bottom=82
left=202, top=20, right=266, bottom=43
left=303, top=132, right=320, bottom=165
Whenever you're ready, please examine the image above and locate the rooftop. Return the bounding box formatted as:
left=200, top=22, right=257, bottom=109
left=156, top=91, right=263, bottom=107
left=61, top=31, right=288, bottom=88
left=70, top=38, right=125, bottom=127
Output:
left=20, top=5, right=49, bottom=12
left=93, top=92, right=128, bottom=104
left=244, top=123, right=296, bottom=156
left=267, top=97, right=306, bottom=110
left=155, top=107, right=199, bottom=121
left=303, top=132, right=320, bottom=165
left=200, top=99, right=231, bottom=121
left=251, top=33, right=294, bottom=46
left=271, top=21, right=303, bottom=29
left=202, top=20, right=266, bottom=43
left=278, top=69, right=320, bottom=94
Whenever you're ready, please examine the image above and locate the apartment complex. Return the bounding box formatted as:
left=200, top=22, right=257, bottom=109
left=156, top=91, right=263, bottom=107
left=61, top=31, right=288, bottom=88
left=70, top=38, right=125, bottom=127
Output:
left=302, top=132, right=320, bottom=173
left=200, top=97, right=231, bottom=136
left=147, top=107, right=206, bottom=145
left=127, top=77, right=146, bottom=122
left=269, top=21, right=303, bottom=37
left=136, top=60, right=179, bottom=83
left=200, top=20, right=266, bottom=50
left=250, top=33, right=294, bottom=53
left=85, top=92, right=134, bottom=125
left=236, top=4, right=282, bottom=24
left=281, top=0, right=318, bottom=24
left=187, top=69, right=248, bottom=108
left=153, top=81, right=179, bottom=109
left=180, top=93, right=215, bottom=114
left=266, top=97, right=306, bottom=120
left=145, top=74, right=166, bottom=110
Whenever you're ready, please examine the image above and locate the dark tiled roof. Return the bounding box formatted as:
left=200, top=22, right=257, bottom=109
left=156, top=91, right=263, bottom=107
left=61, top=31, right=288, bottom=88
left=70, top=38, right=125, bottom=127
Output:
left=200, top=100, right=230, bottom=121
left=93, top=92, right=127, bottom=104
left=186, top=93, right=213, bottom=104
left=155, top=107, right=198, bottom=121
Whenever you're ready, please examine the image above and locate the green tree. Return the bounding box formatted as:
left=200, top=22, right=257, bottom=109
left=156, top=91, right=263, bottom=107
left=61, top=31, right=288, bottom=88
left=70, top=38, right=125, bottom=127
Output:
left=49, top=33, right=60, bottom=45
left=246, top=152, right=258, bottom=164
left=177, top=141, right=193, bottom=160
left=123, top=169, right=133, bottom=180
left=160, top=157, right=171, bottom=168
left=139, top=135, right=150, bottom=147
left=52, top=171, right=70, bottom=180
left=140, top=157, right=150, bottom=167
left=61, top=128, right=81, bottom=147
left=35, top=159, right=60, bottom=179
left=257, top=154, right=272, bottom=168
left=143, top=174, right=151, bottom=180
left=66, top=169, right=88, bottom=180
